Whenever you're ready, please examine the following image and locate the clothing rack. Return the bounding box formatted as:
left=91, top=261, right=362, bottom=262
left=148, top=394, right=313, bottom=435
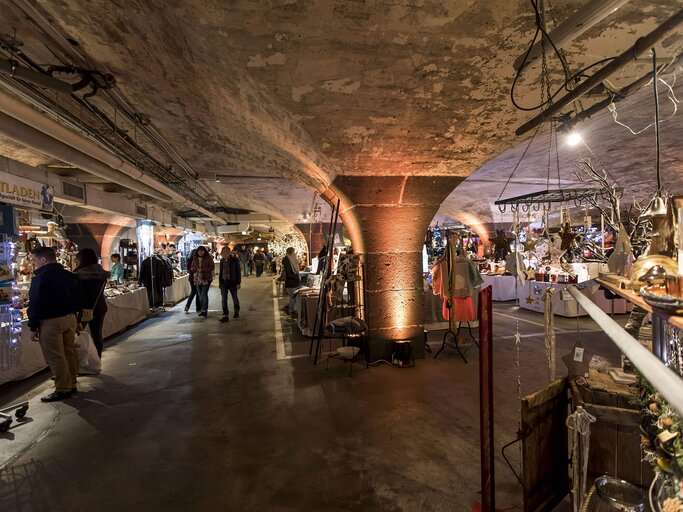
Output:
left=432, top=232, right=480, bottom=363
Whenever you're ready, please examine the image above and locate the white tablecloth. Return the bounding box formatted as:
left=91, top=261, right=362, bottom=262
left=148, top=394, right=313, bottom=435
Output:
left=103, top=288, right=150, bottom=338
left=0, top=288, right=152, bottom=385
left=481, top=275, right=517, bottom=301
left=517, top=280, right=632, bottom=317
left=164, top=275, right=191, bottom=304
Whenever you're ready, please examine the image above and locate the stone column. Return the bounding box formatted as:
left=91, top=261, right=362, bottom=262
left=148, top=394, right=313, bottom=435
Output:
left=327, top=176, right=462, bottom=360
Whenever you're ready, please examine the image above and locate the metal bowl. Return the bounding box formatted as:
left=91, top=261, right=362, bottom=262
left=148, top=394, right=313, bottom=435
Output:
left=593, top=475, right=645, bottom=511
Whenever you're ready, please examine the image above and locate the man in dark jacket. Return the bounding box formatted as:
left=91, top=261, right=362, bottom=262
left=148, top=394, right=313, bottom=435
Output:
left=219, top=247, right=242, bottom=322
left=27, top=247, right=80, bottom=402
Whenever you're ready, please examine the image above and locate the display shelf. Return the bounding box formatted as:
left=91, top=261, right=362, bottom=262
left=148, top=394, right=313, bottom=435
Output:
left=595, top=278, right=683, bottom=331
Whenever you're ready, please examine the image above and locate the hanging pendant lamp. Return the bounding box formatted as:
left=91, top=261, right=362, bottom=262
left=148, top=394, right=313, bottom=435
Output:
left=643, top=47, right=667, bottom=219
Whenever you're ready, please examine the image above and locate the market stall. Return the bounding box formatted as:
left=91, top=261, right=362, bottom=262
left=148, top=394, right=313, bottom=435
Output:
left=0, top=286, right=152, bottom=385
left=163, top=273, right=191, bottom=305
left=481, top=274, right=517, bottom=301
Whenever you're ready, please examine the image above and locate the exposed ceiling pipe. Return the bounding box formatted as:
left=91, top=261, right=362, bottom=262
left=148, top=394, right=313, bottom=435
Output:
left=516, top=7, right=683, bottom=135
left=0, top=59, right=73, bottom=95
left=513, top=0, right=631, bottom=71
left=566, top=52, right=683, bottom=127
left=0, top=90, right=224, bottom=223
left=0, top=112, right=170, bottom=201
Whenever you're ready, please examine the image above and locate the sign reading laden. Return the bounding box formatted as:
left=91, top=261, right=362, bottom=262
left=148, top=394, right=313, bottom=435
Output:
left=0, top=172, right=54, bottom=211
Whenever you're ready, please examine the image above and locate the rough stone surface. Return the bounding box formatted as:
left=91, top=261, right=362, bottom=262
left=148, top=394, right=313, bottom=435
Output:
left=364, top=252, right=423, bottom=292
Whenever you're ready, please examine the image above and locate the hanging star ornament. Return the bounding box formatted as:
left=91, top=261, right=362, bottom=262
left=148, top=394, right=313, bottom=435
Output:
left=526, top=295, right=536, bottom=305
left=561, top=342, right=594, bottom=379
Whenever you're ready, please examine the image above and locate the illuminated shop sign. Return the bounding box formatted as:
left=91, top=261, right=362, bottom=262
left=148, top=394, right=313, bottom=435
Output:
left=0, top=172, right=54, bottom=211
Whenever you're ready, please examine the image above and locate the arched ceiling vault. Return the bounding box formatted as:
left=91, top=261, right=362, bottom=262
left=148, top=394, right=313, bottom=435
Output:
left=0, top=0, right=681, bottom=227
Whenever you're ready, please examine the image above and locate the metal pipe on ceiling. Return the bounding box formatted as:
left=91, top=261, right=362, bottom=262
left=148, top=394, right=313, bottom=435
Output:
left=0, top=90, right=224, bottom=223
left=513, top=0, right=631, bottom=71
left=516, top=7, right=683, bottom=136
left=0, top=112, right=171, bottom=201
left=567, top=52, right=683, bottom=127
left=0, top=59, right=73, bottom=95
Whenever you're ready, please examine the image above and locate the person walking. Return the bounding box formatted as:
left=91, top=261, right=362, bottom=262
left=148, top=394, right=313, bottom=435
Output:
left=191, top=246, right=214, bottom=317
left=27, top=246, right=80, bottom=402
left=253, top=248, right=265, bottom=277
left=184, top=248, right=200, bottom=313
left=238, top=245, right=250, bottom=278
left=219, top=247, right=242, bottom=322
left=282, top=247, right=300, bottom=315
left=74, top=248, right=110, bottom=358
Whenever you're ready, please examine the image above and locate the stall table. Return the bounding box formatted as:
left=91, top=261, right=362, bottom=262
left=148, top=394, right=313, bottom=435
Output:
left=295, top=287, right=321, bottom=337
left=163, top=274, right=191, bottom=305
left=481, top=274, right=517, bottom=301
left=103, top=287, right=150, bottom=338
left=517, top=280, right=632, bottom=317
left=0, top=288, right=151, bottom=385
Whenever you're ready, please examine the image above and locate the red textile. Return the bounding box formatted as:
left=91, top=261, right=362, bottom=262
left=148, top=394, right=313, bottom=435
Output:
left=453, top=296, right=476, bottom=322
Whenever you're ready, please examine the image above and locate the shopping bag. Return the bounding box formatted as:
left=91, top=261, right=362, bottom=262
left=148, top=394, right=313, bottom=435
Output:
left=74, top=328, right=101, bottom=375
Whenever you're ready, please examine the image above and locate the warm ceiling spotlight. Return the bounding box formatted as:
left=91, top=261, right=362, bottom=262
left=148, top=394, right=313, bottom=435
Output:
left=241, top=231, right=247, bottom=235
left=215, top=174, right=221, bottom=183
left=566, top=131, right=582, bottom=146
left=257, top=237, right=262, bottom=241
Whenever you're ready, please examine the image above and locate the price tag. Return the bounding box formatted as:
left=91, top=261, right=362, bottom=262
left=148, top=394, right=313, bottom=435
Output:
left=573, top=347, right=584, bottom=362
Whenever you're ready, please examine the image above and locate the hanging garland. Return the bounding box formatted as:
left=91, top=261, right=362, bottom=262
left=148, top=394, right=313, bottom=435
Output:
left=633, top=369, right=683, bottom=509
left=269, top=231, right=308, bottom=259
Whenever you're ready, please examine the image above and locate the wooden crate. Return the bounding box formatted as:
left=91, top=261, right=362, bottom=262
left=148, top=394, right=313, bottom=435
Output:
left=569, top=377, right=654, bottom=488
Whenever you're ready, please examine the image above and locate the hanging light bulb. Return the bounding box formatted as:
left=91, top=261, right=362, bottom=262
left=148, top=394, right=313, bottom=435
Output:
left=643, top=47, right=667, bottom=219
left=644, top=195, right=667, bottom=218
left=215, top=174, right=221, bottom=183
left=566, top=131, right=582, bottom=146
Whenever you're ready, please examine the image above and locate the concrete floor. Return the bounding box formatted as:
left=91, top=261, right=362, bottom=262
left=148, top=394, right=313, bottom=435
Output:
left=0, top=276, right=625, bottom=511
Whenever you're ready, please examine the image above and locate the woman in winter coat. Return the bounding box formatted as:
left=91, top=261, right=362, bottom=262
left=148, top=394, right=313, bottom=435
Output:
left=190, top=246, right=214, bottom=317
left=74, top=248, right=110, bottom=358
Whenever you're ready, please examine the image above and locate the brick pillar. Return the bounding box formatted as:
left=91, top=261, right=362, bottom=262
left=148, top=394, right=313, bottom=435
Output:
left=326, top=176, right=462, bottom=360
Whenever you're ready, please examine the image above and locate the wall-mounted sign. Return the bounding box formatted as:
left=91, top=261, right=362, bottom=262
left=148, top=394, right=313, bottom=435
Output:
left=0, top=172, right=53, bottom=211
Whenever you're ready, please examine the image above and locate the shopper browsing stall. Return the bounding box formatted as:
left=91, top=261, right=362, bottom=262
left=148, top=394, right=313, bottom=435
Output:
left=191, top=246, right=214, bottom=318
left=219, top=247, right=241, bottom=322
left=281, top=247, right=300, bottom=315
left=27, top=246, right=80, bottom=402
left=74, top=248, right=110, bottom=358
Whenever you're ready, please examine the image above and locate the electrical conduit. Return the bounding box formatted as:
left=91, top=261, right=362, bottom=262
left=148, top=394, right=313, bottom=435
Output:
left=0, top=90, right=223, bottom=223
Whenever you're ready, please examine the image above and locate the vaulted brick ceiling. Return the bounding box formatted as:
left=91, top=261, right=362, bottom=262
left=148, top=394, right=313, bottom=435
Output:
left=1, top=0, right=681, bottom=223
